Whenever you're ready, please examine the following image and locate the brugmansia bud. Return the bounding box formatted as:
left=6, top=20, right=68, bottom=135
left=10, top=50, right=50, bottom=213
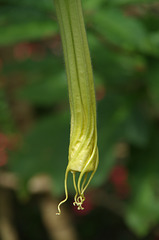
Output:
left=54, top=0, right=99, bottom=215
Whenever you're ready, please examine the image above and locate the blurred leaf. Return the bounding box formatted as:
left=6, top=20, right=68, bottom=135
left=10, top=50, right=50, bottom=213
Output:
left=83, top=0, right=105, bottom=10
left=17, top=71, right=68, bottom=105
left=93, top=8, right=152, bottom=52
left=125, top=178, right=159, bottom=236
left=149, top=31, right=159, bottom=55
left=2, top=57, right=68, bottom=105
left=125, top=130, right=159, bottom=236
left=0, top=0, right=54, bottom=11
left=0, top=6, right=57, bottom=45
left=2, top=57, right=63, bottom=77
left=123, top=106, right=151, bottom=146
left=8, top=112, right=70, bottom=196
left=0, top=21, right=57, bottom=46
left=146, top=63, right=159, bottom=111
left=107, top=0, right=158, bottom=5
left=89, top=34, right=147, bottom=88
left=0, top=90, right=15, bottom=133
left=150, top=32, right=159, bottom=45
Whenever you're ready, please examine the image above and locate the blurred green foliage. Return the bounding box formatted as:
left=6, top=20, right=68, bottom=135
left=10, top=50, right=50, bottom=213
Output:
left=1, top=0, right=159, bottom=237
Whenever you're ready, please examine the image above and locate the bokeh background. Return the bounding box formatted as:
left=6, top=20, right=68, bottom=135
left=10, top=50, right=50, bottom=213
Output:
left=1, top=0, right=159, bottom=239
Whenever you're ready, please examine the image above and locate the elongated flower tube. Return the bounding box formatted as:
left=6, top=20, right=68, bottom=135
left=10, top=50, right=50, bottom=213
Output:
left=54, top=0, right=99, bottom=215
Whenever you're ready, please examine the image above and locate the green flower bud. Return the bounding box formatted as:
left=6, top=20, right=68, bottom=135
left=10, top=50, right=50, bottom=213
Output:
left=54, top=0, right=99, bottom=215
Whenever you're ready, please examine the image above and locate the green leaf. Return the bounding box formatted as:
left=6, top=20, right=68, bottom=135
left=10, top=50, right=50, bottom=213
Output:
left=17, top=71, right=68, bottom=105
left=0, top=90, right=15, bottom=133
left=149, top=31, right=159, bottom=55
left=107, top=0, right=158, bottom=5
left=125, top=130, right=159, bottom=236
left=125, top=178, right=159, bottom=236
left=2, top=57, right=63, bottom=77
left=8, top=112, right=70, bottom=196
left=123, top=106, right=151, bottom=146
left=0, top=21, right=57, bottom=46
left=83, top=0, right=105, bottom=10
left=1, top=0, right=54, bottom=11
left=146, top=64, right=159, bottom=110
left=93, top=8, right=152, bottom=52
left=2, top=57, right=67, bottom=105
left=0, top=6, right=57, bottom=45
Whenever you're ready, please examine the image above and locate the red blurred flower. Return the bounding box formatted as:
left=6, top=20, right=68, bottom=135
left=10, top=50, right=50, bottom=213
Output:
left=0, top=58, right=3, bottom=70
left=0, top=149, right=7, bottom=167
left=96, top=85, right=106, bottom=101
left=110, top=166, right=130, bottom=199
left=0, top=133, right=9, bottom=167
left=110, top=166, right=128, bottom=186
left=0, top=133, right=9, bottom=150
left=13, top=43, right=33, bottom=60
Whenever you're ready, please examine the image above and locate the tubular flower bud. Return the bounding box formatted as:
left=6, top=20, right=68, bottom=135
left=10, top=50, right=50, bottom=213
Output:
left=54, top=0, right=99, bottom=215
